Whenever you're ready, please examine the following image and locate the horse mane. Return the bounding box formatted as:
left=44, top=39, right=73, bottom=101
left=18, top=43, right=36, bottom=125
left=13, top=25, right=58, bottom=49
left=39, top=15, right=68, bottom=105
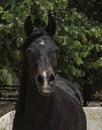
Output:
left=15, top=52, right=27, bottom=114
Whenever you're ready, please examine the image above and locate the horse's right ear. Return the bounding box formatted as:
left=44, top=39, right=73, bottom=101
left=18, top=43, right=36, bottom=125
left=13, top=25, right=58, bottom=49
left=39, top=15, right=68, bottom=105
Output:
left=47, top=11, right=56, bottom=36
left=24, top=16, right=33, bottom=36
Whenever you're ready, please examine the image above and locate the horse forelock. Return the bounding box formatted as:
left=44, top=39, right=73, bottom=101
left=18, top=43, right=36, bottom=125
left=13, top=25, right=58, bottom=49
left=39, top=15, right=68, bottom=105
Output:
left=20, top=28, right=48, bottom=51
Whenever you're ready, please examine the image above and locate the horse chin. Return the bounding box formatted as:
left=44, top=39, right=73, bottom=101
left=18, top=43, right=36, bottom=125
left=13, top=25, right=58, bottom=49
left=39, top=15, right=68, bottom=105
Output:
left=39, top=88, right=54, bottom=96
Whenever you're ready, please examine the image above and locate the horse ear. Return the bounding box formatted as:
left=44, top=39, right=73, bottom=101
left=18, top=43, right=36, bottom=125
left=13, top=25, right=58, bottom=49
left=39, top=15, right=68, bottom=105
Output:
left=24, top=16, right=33, bottom=36
left=47, top=12, right=56, bottom=36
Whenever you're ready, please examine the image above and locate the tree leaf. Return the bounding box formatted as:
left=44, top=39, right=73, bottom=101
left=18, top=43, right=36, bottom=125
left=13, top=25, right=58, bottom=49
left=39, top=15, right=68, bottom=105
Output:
left=0, top=6, right=3, bottom=13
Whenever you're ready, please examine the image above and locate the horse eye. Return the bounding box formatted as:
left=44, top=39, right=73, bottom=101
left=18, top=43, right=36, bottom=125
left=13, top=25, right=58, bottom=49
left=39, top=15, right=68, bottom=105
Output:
left=49, top=52, right=57, bottom=67
left=55, top=48, right=59, bottom=54
left=26, top=48, right=37, bottom=56
left=26, top=49, right=31, bottom=55
left=50, top=48, right=59, bottom=54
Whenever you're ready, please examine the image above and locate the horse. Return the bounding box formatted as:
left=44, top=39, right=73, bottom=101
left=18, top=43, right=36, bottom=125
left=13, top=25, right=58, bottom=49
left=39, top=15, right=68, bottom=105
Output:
left=13, top=14, right=86, bottom=130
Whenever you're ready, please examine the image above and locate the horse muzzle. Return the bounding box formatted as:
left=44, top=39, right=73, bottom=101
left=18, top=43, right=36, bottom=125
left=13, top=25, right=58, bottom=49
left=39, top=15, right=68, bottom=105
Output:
left=36, top=71, right=55, bottom=96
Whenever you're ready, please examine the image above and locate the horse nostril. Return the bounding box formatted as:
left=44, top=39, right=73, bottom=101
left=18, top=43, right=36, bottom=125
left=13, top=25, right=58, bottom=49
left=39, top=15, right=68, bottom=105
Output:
left=37, top=74, right=43, bottom=85
left=49, top=73, right=55, bottom=82
left=48, top=73, right=55, bottom=86
left=37, top=72, right=55, bottom=87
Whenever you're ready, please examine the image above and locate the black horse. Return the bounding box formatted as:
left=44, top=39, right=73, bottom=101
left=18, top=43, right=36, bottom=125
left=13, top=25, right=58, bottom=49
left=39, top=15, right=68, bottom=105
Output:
left=13, top=14, right=86, bottom=130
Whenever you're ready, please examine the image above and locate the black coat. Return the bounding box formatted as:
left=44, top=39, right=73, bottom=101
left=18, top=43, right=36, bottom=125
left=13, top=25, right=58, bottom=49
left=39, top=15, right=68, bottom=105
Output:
left=13, top=76, right=86, bottom=130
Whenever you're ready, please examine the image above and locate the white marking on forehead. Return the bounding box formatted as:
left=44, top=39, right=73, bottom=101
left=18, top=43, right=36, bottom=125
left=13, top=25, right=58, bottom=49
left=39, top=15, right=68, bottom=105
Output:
left=42, top=71, right=47, bottom=78
left=39, top=40, right=45, bottom=46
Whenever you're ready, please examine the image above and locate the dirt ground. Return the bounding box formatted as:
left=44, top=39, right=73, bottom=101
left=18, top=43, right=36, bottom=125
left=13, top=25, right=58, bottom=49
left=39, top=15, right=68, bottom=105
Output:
left=0, top=101, right=15, bottom=117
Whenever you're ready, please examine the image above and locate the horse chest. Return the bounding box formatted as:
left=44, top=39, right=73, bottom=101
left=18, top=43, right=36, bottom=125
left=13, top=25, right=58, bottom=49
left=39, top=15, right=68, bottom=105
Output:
left=21, top=101, right=64, bottom=130
left=22, top=113, right=63, bottom=130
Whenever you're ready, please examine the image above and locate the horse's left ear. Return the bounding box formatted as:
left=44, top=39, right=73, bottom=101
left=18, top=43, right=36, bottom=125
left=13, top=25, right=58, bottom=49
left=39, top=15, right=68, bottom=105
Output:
left=47, top=12, right=56, bottom=36
left=24, top=16, right=33, bottom=36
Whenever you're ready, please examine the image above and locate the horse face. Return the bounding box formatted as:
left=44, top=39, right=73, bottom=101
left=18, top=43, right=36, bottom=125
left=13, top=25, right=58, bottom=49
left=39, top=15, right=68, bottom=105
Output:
left=26, top=35, right=58, bottom=96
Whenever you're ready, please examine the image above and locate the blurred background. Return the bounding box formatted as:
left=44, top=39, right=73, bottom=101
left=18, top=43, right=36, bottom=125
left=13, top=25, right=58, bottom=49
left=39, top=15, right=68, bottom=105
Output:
left=0, top=0, right=102, bottom=117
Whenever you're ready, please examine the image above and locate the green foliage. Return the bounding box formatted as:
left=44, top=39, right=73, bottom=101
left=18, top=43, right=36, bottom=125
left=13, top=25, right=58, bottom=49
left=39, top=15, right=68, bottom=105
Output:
left=0, top=0, right=102, bottom=94
left=0, top=6, right=3, bottom=13
left=0, top=1, right=29, bottom=85
left=69, top=0, right=102, bottom=22
left=0, top=69, right=13, bottom=86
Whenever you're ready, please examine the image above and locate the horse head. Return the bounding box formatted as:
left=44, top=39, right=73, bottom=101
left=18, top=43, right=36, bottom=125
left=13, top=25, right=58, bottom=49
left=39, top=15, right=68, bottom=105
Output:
left=21, top=14, right=58, bottom=96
